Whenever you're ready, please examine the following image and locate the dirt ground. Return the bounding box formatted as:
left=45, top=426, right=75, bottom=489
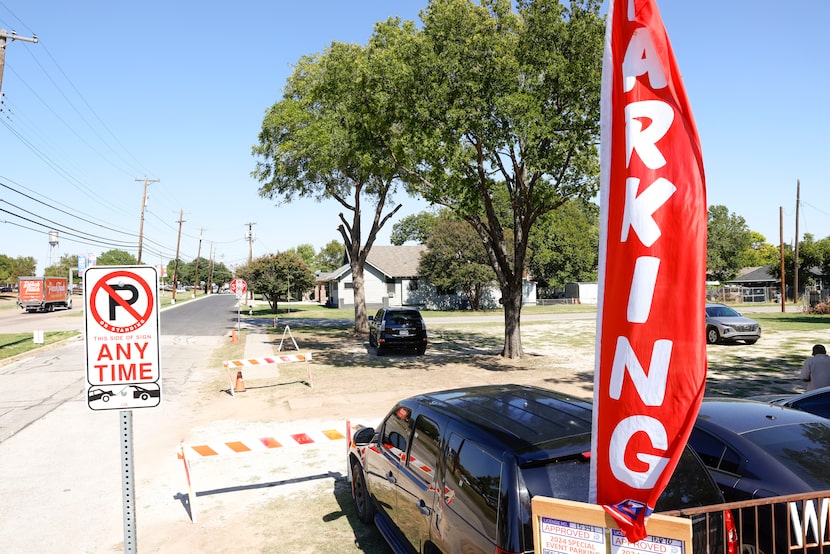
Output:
left=3, top=300, right=822, bottom=553
left=131, top=314, right=824, bottom=554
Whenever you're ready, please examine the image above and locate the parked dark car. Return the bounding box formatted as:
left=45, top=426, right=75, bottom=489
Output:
left=348, top=384, right=735, bottom=554
left=705, top=303, right=761, bottom=344
left=368, top=307, right=427, bottom=355
left=689, top=398, right=830, bottom=552
left=749, top=386, right=830, bottom=419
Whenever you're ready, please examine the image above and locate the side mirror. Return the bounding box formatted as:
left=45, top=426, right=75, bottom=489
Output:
left=368, top=315, right=374, bottom=321
left=353, top=427, right=376, bottom=446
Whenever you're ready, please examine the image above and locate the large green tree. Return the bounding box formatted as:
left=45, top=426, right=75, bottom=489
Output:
left=390, top=211, right=439, bottom=245
left=313, top=240, right=345, bottom=272
left=0, top=254, right=36, bottom=283
left=97, top=249, right=137, bottom=266
left=814, top=236, right=830, bottom=284
left=252, top=40, right=405, bottom=333
left=236, top=252, right=315, bottom=312
left=166, top=257, right=232, bottom=291
left=290, top=244, right=316, bottom=267
left=44, top=254, right=76, bottom=278
left=383, top=0, right=604, bottom=357
left=769, top=233, right=826, bottom=300
left=419, top=219, right=496, bottom=310
left=738, top=231, right=778, bottom=268
left=528, top=199, right=599, bottom=288
left=707, top=205, right=753, bottom=282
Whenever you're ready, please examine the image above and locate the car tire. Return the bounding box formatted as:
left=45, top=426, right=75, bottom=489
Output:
left=706, top=327, right=720, bottom=345
left=368, top=333, right=375, bottom=348
left=416, top=347, right=426, bottom=355
left=351, top=461, right=375, bottom=524
left=744, top=339, right=758, bottom=345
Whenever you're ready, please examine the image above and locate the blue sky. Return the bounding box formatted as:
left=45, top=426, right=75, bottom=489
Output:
left=1, top=1, right=828, bottom=277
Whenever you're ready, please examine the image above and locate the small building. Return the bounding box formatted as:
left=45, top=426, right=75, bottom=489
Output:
left=317, top=245, right=536, bottom=310
left=564, top=282, right=598, bottom=305
left=724, top=265, right=780, bottom=303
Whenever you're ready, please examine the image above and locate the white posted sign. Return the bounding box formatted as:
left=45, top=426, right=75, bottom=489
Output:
left=84, top=265, right=161, bottom=410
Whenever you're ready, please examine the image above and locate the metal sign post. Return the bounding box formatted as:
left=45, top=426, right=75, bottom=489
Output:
left=83, top=265, right=161, bottom=553
left=230, top=278, right=247, bottom=334
left=121, top=410, right=137, bottom=553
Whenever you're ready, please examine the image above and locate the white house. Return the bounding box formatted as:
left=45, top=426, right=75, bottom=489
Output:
left=317, top=245, right=536, bottom=310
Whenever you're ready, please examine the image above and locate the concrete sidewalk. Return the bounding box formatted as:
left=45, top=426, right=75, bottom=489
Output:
left=243, top=324, right=277, bottom=359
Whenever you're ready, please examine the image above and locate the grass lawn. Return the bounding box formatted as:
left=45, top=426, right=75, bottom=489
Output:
left=0, top=331, right=79, bottom=360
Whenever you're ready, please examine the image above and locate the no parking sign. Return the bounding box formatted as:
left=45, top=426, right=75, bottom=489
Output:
left=84, top=265, right=161, bottom=411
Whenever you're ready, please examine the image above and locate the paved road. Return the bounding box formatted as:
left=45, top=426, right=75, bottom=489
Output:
left=0, top=293, right=241, bottom=552
left=159, top=293, right=240, bottom=336
left=0, top=296, right=83, bottom=333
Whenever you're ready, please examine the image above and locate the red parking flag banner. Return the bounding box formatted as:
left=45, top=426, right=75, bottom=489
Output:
left=589, top=0, right=707, bottom=542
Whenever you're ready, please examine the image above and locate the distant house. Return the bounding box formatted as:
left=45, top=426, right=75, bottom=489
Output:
left=720, top=265, right=781, bottom=303
left=316, top=245, right=536, bottom=310
left=726, top=265, right=779, bottom=288
left=725, top=264, right=829, bottom=304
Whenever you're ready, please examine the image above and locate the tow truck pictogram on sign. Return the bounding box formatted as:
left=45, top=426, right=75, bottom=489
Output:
left=84, top=265, right=161, bottom=411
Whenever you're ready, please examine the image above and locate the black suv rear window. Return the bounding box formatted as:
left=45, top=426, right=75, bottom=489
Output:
left=386, top=311, right=423, bottom=326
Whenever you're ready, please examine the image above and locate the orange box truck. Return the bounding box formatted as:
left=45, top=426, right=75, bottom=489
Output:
left=17, top=276, right=72, bottom=312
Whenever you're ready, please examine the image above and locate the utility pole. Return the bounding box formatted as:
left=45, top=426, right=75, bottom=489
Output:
left=135, top=177, right=160, bottom=264
left=171, top=210, right=185, bottom=303
left=244, top=222, right=256, bottom=264
left=793, top=179, right=800, bottom=304
left=0, top=29, right=38, bottom=97
left=206, top=243, right=215, bottom=295
left=193, top=228, right=203, bottom=298
left=780, top=207, right=786, bottom=313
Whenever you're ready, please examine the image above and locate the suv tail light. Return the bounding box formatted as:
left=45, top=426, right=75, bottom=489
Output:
left=724, top=509, right=738, bottom=554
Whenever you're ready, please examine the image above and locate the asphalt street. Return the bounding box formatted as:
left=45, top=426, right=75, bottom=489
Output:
left=0, top=294, right=239, bottom=552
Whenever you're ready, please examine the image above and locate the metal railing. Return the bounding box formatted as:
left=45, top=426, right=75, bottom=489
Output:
left=662, top=490, right=830, bottom=554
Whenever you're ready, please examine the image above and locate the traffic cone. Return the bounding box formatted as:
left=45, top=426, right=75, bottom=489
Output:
left=231, top=329, right=238, bottom=344
left=234, top=371, right=246, bottom=393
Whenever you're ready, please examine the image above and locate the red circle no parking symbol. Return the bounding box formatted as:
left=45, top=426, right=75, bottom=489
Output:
left=88, top=270, right=154, bottom=333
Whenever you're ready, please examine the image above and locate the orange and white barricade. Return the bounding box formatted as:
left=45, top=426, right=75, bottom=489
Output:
left=178, top=423, right=350, bottom=523
left=223, top=352, right=313, bottom=395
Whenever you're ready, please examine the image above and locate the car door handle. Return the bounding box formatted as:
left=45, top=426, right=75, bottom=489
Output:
left=386, top=471, right=397, bottom=484
left=417, top=499, right=431, bottom=516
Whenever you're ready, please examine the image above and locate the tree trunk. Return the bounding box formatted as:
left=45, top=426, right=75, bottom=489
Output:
left=352, top=262, right=369, bottom=334
left=501, top=280, right=524, bottom=359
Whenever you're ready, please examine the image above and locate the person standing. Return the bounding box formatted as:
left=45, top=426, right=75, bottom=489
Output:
left=800, top=344, right=830, bottom=390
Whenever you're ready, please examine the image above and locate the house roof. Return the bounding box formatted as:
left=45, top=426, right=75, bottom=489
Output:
left=727, top=265, right=778, bottom=284
left=365, top=245, right=427, bottom=278
left=316, top=245, right=427, bottom=282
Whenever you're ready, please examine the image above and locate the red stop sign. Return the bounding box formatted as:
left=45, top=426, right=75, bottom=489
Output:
left=230, top=279, right=247, bottom=294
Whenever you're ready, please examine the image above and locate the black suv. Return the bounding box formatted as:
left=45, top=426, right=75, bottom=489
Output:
left=348, top=384, right=734, bottom=554
left=368, top=307, right=427, bottom=355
